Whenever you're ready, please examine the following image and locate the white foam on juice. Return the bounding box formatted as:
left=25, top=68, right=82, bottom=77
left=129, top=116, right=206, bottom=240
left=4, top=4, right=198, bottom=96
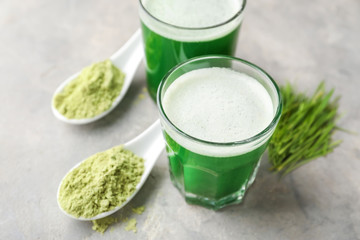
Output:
left=140, top=0, right=244, bottom=42
left=162, top=67, right=275, bottom=156
left=142, top=0, right=240, bottom=28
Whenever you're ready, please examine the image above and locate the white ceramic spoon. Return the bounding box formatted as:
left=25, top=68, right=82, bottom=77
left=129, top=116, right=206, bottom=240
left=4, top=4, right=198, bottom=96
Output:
left=57, top=120, right=164, bottom=221
left=52, top=29, right=143, bottom=124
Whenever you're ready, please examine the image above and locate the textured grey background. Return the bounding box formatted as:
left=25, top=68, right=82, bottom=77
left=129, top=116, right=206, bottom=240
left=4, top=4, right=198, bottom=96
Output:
left=0, top=0, right=359, bottom=239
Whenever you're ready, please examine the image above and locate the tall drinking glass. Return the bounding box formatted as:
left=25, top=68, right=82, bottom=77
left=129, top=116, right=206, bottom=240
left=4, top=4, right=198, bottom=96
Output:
left=139, top=0, right=246, bottom=100
left=157, top=55, right=282, bottom=209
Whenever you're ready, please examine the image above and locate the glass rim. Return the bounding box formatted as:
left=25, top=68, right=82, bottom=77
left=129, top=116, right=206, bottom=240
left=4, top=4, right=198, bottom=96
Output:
left=139, top=0, right=247, bottom=31
left=157, top=55, right=283, bottom=147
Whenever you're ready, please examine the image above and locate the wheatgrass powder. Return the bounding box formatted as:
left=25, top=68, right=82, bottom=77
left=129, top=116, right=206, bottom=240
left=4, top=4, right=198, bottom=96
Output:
left=58, top=145, right=144, bottom=218
left=53, top=59, right=125, bottom=119
left=132, top=206, right=145, bottom=214
left=92, top=216, right=118, bottom=234
left=125, top=218, right=138, bottom=233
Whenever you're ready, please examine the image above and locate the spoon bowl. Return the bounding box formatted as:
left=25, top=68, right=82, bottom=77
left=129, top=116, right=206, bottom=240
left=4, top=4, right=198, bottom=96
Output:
left=52, top=29, right=143, bottom=125
left=57, top=120, right=164, bottom=221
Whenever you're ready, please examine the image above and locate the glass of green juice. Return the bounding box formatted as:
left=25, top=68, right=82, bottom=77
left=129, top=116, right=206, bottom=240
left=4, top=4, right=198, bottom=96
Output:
left=157, top=55, right=282, bottom=210
left=139, top=0, right=246, bottom=101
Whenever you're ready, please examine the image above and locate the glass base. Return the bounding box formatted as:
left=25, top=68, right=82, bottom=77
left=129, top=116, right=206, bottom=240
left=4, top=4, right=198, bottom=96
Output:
left=170, top=159, right=262, bottom=210
left=184, top=185, right=247, bottom=210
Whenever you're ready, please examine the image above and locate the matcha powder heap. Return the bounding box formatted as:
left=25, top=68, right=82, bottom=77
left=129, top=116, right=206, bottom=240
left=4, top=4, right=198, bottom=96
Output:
left=53, top=59, right=125, bottom=119
left=58, top=145, right=144, bottom=218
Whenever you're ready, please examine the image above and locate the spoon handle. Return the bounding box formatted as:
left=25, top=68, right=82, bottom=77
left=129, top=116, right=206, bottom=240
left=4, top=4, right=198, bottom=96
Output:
left=125, top=120, right=164, bottom=164
left=110, top=29, right=143, bottom=70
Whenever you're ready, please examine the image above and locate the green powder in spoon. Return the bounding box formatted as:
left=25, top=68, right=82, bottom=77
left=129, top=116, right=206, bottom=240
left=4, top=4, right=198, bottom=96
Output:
left=53, top=59, right=125, bottom=119
left=58, top=145, right=144, bottom=218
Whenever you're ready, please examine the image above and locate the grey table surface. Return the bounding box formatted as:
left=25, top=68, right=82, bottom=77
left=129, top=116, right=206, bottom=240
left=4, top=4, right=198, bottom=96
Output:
left=1, top=0, right=359, bottom=239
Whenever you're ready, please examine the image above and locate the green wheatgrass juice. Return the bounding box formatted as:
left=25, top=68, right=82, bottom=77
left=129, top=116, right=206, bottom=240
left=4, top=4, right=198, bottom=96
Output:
left=139, top=0, right=244, bottom=100
left=161, top=67, right=275, bottom=209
